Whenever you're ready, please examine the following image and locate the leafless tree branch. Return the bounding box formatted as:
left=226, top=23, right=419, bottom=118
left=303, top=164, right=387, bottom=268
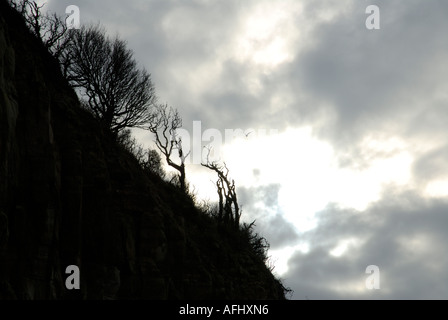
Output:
left=202, top=147, right=240, bottom=227
left=147, top=104, right=188, bottom=192
left=61, top=25, right=157, bottom=132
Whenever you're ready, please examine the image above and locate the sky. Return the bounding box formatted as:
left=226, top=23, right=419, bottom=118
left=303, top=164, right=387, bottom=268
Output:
left=40, top=0, right=448, bottom=299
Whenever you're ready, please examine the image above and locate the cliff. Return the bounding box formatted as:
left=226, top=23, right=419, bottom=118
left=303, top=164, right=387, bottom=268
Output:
left=0, top=1, right=287, bottom=300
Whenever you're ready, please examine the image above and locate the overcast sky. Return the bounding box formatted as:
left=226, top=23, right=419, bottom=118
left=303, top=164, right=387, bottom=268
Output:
left=42, top=0, right=448, bottom=299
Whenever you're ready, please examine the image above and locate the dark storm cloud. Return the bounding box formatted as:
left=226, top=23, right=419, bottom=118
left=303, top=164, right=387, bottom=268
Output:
left=285, top=189, right=448, bottom=299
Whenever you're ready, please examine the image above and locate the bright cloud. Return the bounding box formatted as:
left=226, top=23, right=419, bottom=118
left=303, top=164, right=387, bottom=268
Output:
left=45, top=0, right=448, bottom=299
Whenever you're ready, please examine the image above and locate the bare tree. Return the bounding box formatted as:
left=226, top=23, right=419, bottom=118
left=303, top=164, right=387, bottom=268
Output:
left=42, top=12, right=73, bottom=59
left=11, top=1, right=157, bottom=133
left=9, top=0, right=45, bottom=35
left=9, top=0, right=72, bottom=59
left=147, top=104, right=189, bottom=192
left=202, top=147, right=240, bottom=228
left=62, top=24, right=157, bottom=133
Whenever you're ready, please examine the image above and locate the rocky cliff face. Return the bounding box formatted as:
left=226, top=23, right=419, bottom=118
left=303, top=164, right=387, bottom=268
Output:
left=0, top=1, right=286, bottom=300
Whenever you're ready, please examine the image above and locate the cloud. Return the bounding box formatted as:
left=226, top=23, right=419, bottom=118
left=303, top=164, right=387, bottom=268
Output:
left=284, top=1, right=448, bottom=150
left=413, top=144, right=448, bottom=183
left=284, top=188, right=448, bottom=299
left=238, top=184, right=299, bottom=250
left=41, top=0, right=448, bottom=300
left=45, top=1, right=448, bottom=143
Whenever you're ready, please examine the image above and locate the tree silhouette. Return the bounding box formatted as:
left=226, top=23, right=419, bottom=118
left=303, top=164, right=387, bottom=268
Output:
left=63, top=24, right=157, bottom=133
left=9, top=2, right=156, bottom=133
left=147, top=104, right=188, bottom=192
left=202, top=147, right=240, bottom=228
left=9, top=0, right=72, bottom=59
left=9, top=0, right=45, bottom=36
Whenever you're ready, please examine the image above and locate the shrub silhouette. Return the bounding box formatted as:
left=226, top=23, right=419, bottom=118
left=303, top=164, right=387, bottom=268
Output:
left=117, top=129, right=165, bottom=178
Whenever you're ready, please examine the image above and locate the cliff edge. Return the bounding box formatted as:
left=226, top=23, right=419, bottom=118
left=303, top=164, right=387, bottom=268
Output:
left=0, top=0, right=287, bottom=300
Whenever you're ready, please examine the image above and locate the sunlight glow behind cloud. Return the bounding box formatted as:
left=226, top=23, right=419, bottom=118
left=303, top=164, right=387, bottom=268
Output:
left=234, top=1, right=303, bottom=68
left=190, top=126, right=415, bottom=240
left=330, top=238, right=362, bottom=257
left=43, top=0, right=448, bottom=299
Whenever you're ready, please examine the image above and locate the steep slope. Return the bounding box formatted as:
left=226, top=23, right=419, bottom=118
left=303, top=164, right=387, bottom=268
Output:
left=0, top=1, right=287, bottom=300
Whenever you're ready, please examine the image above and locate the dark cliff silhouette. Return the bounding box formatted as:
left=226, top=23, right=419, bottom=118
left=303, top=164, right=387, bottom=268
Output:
left=0, top=0, right=288, bottom=299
